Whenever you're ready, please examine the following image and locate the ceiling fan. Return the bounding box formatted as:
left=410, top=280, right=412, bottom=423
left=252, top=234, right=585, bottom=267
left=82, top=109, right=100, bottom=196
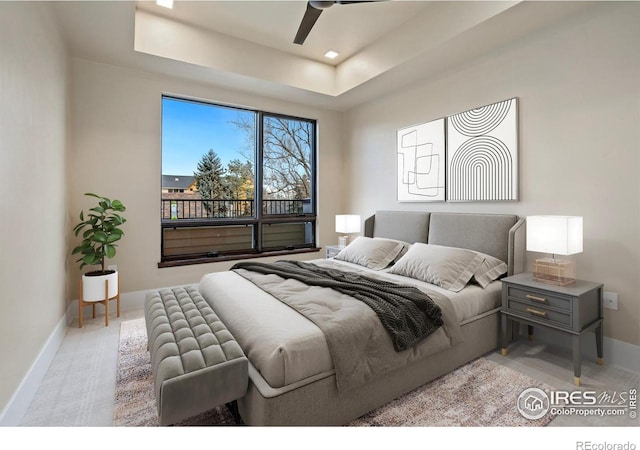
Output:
left=294, top=1, right=381, bottom=45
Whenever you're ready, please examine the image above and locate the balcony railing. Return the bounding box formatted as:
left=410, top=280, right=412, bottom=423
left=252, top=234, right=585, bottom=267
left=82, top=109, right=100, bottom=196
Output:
left=261, top=199, right=306, bottom=216
left=161, top=199, right=309, bottom=220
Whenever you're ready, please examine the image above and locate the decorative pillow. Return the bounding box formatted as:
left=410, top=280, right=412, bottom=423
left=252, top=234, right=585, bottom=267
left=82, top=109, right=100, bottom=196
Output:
left=388, top=243, right=485, bottom=292
left=473, top=253, right=508, bottom=288
left=334, top=236, right=405, bottom=270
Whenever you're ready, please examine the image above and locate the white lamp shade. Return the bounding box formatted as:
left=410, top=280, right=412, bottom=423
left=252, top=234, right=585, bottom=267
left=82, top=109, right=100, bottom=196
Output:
left=335, top=215, right=361, bottom=234
left=526, top=215, right=583, bottom=255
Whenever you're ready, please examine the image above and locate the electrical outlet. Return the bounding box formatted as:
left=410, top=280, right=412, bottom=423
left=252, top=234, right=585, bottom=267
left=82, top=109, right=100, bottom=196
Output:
left=603, top=291, right=618, bottom=310
left=108, top=264, right=118, bottom=272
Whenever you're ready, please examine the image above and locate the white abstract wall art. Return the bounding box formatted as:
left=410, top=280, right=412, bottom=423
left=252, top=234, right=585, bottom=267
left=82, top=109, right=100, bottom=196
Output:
left=447, top=98, right=518, bottom=202
left=397, top=117, right=446, bottom=202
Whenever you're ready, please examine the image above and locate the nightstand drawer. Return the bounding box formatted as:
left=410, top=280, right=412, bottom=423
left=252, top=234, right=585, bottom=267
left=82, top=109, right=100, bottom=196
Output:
left=506, top=286, right=571, bottom=312
left=507, top=299, right=571, bottom=327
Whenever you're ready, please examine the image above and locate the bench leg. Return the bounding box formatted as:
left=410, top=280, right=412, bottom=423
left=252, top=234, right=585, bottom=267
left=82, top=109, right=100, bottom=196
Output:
left=225, top=401, right=243, bottom=425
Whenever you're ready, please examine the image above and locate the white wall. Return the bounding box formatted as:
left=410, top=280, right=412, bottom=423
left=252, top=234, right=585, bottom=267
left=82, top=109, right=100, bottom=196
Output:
left=0, top=3, right=69, bottom=415
left=344, top=4, right=640, bottom=346
left=68, top=59, right=345, bottom=297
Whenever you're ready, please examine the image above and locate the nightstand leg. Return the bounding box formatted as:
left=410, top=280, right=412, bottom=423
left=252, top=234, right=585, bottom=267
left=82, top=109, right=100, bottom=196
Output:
left=511, top=320, right=519, bottom=342
left=572, top=334, right=582, bottom=386
left=528, top=325, right=534, bottom=341
left=500, top=314, right=509, bottom=356
left=595, top=322, right=604, bottom=365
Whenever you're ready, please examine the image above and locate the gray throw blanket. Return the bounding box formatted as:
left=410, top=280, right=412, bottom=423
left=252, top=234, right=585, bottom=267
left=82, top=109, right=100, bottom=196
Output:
left=231, top=260, right=443, bottom=352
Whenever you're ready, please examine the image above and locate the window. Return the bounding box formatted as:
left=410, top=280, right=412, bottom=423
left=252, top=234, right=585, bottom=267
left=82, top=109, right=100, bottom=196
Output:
left=160, top=96, right=317, bottom=266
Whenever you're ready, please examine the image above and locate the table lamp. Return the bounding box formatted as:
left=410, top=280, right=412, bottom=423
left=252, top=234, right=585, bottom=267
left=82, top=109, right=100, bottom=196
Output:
left=335, top=214, right=361, bottom=248
left=526, top=215, right=583, bottom=286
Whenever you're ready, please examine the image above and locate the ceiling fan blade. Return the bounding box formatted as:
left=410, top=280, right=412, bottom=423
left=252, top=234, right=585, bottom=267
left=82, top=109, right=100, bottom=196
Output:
left=336, top=1, right=381, bottom=4
left=294, top=3, right=324, bottom=45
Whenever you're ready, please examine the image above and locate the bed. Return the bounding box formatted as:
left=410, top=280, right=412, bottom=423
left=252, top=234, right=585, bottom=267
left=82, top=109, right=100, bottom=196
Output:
left=198, top=211, right=526, bottom=425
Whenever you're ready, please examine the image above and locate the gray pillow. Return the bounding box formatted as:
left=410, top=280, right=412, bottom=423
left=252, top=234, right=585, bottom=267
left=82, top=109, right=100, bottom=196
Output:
left=334, top=236, right=405, bottom=270
left=374, top=237, right=411, bottom=264
left=473, top=253, right=508, bottom=288
left=388, top=243, right=484, bottom=292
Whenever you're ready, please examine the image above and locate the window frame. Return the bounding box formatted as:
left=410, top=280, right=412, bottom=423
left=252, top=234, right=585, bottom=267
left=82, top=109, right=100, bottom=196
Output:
left=158, top=96, right=319, bottom=267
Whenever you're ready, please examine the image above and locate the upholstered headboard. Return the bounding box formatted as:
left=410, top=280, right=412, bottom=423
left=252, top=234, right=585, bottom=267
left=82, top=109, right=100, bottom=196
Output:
left=364, top=211, right=526, bottom=275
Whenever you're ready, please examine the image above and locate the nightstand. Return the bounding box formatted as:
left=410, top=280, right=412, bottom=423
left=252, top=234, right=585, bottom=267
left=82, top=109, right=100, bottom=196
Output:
left=325, top=245, right=342, bottom=259
left=500, top=273, right=604, bottom=386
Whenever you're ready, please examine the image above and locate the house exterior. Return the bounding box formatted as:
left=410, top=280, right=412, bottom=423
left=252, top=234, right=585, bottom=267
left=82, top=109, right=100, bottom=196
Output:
left=161, top=175, right=197, bottom=194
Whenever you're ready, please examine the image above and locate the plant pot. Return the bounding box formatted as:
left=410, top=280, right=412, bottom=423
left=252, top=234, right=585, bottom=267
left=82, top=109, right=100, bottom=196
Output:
left=82, top=270, right=118, bottom=302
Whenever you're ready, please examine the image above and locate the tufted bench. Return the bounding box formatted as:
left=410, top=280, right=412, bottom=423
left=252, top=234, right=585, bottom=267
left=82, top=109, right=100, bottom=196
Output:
left=144, top=286, right=248, bottom=425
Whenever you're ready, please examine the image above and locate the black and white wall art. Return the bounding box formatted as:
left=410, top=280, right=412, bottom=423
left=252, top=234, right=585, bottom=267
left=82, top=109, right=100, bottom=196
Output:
left=447, top=98, right=518, bottom=201
left=397, top=118, right=446, bottom=202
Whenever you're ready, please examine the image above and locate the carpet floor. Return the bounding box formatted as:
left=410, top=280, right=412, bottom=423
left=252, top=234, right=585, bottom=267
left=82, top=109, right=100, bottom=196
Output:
left=114, top=318, right=557, bottom=427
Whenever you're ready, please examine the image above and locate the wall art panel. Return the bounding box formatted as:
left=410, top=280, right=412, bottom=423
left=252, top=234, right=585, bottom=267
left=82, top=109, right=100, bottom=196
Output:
left=447, top=98, right=518, bottom=201
left=397, top=117, right=445, bottom=202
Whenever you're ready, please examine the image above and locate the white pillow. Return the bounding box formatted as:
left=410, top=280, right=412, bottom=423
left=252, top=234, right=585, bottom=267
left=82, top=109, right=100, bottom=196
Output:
left=334, top=236, right=405, bottom=270
left=373, top=237, right=411, bottom=265
left=388, top=243, right=484, bottom=292
left=472, top=253, right=508, bottom=288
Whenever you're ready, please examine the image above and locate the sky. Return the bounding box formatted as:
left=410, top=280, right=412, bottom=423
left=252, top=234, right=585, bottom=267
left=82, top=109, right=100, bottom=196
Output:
left=161, top=97, right=255, bottom=176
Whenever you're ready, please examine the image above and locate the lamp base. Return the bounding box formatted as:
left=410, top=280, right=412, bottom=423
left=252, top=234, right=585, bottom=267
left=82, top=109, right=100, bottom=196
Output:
left=533, top=257, right=576, bottom=286
left=338, top=236, right=348, bottom=249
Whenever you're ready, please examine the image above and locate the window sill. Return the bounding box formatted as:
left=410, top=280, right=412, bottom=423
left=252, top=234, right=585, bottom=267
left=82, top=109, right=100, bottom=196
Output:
left=157, top=247, right=321, bottom=268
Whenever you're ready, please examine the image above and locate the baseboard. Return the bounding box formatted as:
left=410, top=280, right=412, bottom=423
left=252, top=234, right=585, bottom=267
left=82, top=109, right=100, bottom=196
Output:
left=516, top=325, right=640, bottom=374
left=0, top=283, right=198, bottom=426
left=0, top=313, right=67, bottom=426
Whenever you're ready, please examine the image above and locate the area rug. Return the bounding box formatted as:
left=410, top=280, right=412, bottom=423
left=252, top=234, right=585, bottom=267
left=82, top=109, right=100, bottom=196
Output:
left=114, top=318, right=557, bottom=427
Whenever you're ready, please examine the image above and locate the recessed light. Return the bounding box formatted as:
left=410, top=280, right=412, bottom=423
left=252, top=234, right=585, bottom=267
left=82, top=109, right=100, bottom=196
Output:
left=156, top=0, right=174, bottom=9
left=324, top=50, right=339, bottom=60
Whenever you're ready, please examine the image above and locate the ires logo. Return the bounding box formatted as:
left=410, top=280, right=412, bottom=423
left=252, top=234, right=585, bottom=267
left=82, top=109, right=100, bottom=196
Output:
left=550, top=390, right=630, bottom=406
left=518, top=387, right=637, bottom=420
left=517, top=388, right=550, bottom=420
left=629, top=388, right=637, bottom=419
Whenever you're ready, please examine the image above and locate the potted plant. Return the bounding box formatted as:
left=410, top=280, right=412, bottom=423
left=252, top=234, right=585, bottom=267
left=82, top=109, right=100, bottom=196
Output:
left=72, top=193, right=127, bottom=312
